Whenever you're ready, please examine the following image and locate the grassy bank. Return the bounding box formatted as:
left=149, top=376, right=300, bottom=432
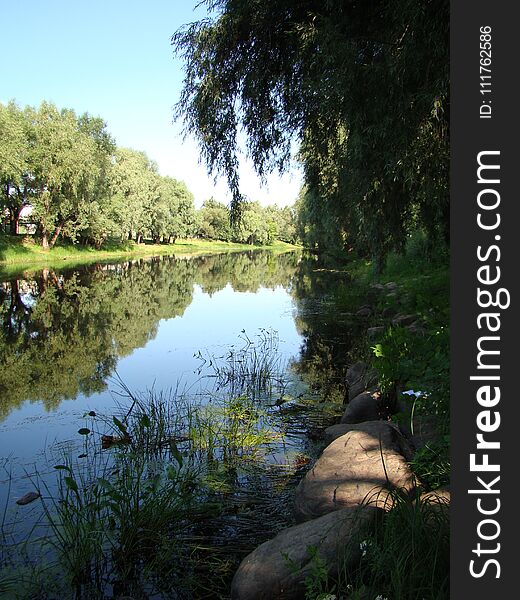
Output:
left=0, top=331, right=303, bottom=599
left=0, top=234, right=298, bottom=274
left=313, top=235, right=450, bottom=599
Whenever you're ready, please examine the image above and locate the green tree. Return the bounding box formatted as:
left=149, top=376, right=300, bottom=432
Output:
left=29, top=102, right=114, bottom=249
left=233, top=201, right=269, bottom=245
left=74, top=114, right=116, bottom=247
left=109, top=148, right=159, bottom=243
left=0, top=102, right=35, bottom=234
left=264, top=204, right=298, bottom=244
left=150, top=176, right=196, bottom=243
left=197, top=198, right=232, bottom=241
left=173, top=0, right=449, bottom=263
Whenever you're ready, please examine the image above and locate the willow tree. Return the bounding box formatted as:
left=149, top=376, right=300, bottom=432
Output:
left=173, top=0, right=449, bottom=262
left=29, top=102, right=115, bottom=249
left=0, top=102, right=35, bottom=234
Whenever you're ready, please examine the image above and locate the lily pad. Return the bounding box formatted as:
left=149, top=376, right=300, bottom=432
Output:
left=16, top=491, right=41, bottom=506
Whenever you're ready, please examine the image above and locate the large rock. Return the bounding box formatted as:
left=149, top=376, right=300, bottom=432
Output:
left=392, top=314, right=417, bottom=327
left=418, top=488, right=450, bottom=521
left=382, top=306, right=395, bottom=319
left=345, top=362, right=378, bottom=401
left=345, top=362, right=368, bottom=386
left=370, top=283, right=385, bottom=291
left=323, top=420, right=390, bottom=443
left=420, top=488, right=450, bottom=506
left=294, top=421, right=415, bottom=521
left=407, top=320, right=426, bottom=335
left=323, top=423, right=355, bottom=443
left=231, top=506, right=380, bottom=600
left=340, top=390, right=382, bottom=424
left=367, top=326, right=385, bottom=340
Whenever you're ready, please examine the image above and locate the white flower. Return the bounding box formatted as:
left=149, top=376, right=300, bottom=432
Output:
left=359, top=539, right=369, bottom=557
left=402, top=389, right=424, bottom=398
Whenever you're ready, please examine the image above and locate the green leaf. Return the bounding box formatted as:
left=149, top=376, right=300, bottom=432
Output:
left=140, top=414, right=151, bottom=428
left=169, top=441, right=184, bottom=468
left=112, top=416, right=128, bottom=435
left=96, top=477, right=113, bottom=491
left=166, top=464, right=178, bottom=481
left=371, top=343, right=384, bottom=358
left=64, top=476, right=79, bottom=493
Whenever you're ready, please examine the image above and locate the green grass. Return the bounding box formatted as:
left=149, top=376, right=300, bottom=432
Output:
left=338, top=491, right=450, bottom=600
left=0, top=234, right=298, bottom=274
left=0, top=332, right=302, bottom=599
left=299, top=234, right=450, bottom=599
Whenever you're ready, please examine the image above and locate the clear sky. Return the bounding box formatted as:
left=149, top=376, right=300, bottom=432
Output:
left=0, top=0, right=302, bottom=207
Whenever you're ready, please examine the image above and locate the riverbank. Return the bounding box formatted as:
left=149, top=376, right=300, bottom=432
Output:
left=0, top=234, right=299, bottom=274
left=0, top=240, right=449, bottom=598
left=231, top=237, right=450, bottom=599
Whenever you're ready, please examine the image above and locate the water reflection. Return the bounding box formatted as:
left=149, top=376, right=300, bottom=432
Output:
left=0, top=251, right=369, bottom=598
left=290, top=256, right=368, bottom=403
left=0, top=251, right=300, bottom=421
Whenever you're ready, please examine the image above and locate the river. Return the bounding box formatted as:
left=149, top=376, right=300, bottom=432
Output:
left=0, top=250, right=358, bottom=598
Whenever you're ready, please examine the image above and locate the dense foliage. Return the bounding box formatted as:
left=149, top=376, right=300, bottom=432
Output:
left=0, top=101, right=297, bottom=249
left=173, top=0, right=449, bottom=263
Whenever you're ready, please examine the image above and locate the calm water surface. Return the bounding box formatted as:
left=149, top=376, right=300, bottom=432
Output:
left=0, top=250, right=366, bottom=598
left=0, top=252, right=308, bottom=504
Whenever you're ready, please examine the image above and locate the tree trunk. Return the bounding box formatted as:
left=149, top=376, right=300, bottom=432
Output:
left=9, top=206, right=22, bottom=235
left=48, top=221, right=65, bottom=249
left=41, top=232, right=50, bottom=250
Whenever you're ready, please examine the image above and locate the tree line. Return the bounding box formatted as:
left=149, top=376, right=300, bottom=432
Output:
left=0, top=100, right=298, bottom=249
left=173, top=0, right=449, bottom=266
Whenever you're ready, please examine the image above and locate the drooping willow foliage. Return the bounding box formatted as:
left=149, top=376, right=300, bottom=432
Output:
left=173, top=0, right=449, bottom=262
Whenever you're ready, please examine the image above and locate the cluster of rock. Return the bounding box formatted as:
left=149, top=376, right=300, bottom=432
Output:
left=231, top=361, right=419, bottom=600
left=231, top=281, right=449, bottom=600
left=356, top=282, right=427, bottom=340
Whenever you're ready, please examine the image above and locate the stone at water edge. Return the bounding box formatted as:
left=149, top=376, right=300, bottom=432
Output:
left=355, top=306, right=372, bottom=318
left=417, top=488, right=451, bottom=522
left=294, top=420, right=415, bottom=521
left=382, top=306, right=395, bottom=319
left=345, top=362, right=378, bottom=401
left=406, top=321, right=427, bottom=335
left=420, top=488, right=450, bottom=506
left=230, top=505, right=381, bottom=600
left=323, top=423, right=355, bottom=443
left=345, top=361, right=368, bottom=388
left=340, top=390, right=382, bottom=424
left=323, top=421, right=392, bottom=443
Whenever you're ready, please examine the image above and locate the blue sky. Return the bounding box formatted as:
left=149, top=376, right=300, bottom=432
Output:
left=0, top=0, right=302, bottom=207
